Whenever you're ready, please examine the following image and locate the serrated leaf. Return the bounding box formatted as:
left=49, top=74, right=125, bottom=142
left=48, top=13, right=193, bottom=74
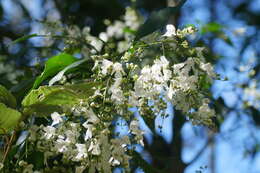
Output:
left=0, top=103, right=21, bottom=134
left=134, top=0, right=187, bottom=41
left=0, top=85, right=16, bottom=108
left=33, top=53, right=78, bottom=89
left=22, top=82, right=99, bottom=116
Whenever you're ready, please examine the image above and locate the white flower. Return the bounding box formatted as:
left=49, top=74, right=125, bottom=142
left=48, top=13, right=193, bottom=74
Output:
left=51, top=112, right=63, bottom=126
left=109, top=76, right=125, bottom=104
left=75, top=144, right=88, bottom=160
left=101, top=59, right=113, bottom=75
left=128, top=91, right=139, bottom=107
left=163, top=24, right=176, bottom=37
left=86, top=109, right=100, bottom=124
left=112, top=62, right=125, bottom=75
left=197, top=99, right=215, bottom=118
left=65, top=130, right=78, bottom=144
left=99, top=32, right=108, bottom=42
left=129, top=120, right=145, bottom=146
left=55, top=138, right=69, bottom=153
left=109, top=157, right=120, bottom=166
left=200, top=62, right=216, bottom=78
left=106, top=21, right=125, bottom=39
left=88, top=139, right=101, bottom=155
left=43, top=126, right=56, bottom=140
left=83, top=123, right=93, bottom=141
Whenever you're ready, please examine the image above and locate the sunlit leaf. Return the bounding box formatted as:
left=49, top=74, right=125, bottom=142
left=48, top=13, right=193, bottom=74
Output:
left=0, top=103, right=21, bottom=134
left=201, top=22, right=223, bottom=34
left=22, top=82, right=99, bottom=116
left=32, top=53, right=78, bottom=89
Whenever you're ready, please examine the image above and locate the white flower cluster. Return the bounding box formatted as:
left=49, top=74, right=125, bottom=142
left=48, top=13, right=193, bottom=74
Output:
left=98, top=7, right=141, bottom=52
left=14, top=23, right=218, bottom=172
left=94, top=52, right=216, bottom=126
left=26, top=108, right=142, bottom=173
left=133, top=57, right=216, bottom=125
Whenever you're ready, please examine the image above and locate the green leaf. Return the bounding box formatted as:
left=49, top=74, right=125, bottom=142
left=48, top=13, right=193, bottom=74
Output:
left=0, top=103, right=21, bottom=134
left=9, top=33, right=39, bottom=46
left=0, top=85, right=17, bottom=108
left=49, top=58, right=88, bottom=86
left=27, top=151, right=44, bottom=170
left=32, top=53, right=78, bottom=89
left=134, top=0, right=187, bottom=41
left=201, top=22, right=223, bottom=34
left=123, top=27, right=136, bottom=35
left=22, top=82, right=99, bottom=116
left=200, top=22, right=233, bottom=46
left=10, top=78, right=35, bottom=104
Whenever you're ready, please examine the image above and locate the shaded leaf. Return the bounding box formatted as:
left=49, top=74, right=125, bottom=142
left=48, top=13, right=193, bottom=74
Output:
left=0, top=85, right=16, bottom=108
left=217, top=32, right=233, bottom=46
left=10, top=78, right=35, bottom=104
left=0, top=103, right=21, bottom=134
left=33, top=53, right=78, bottom=89
left=27, top=151, right=44, bottom=170
left=22, top=82, right=99, bottom=116
left=134, top=0, right=187, bottom=41
left=250, top=106, right=260, bottom=126
left=201, top=22, right=233, bottom=46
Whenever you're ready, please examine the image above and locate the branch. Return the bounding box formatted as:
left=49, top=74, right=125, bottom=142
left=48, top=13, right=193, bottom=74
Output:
left=188, top=137, right=212, bottom=166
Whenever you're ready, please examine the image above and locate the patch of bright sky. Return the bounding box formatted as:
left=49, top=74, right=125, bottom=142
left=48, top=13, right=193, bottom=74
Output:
left=20, top=0, right=44, bottom=20
left=154, top=102, right=174, bottom=143
left=182, top=123, right=208, bottom=163
left=249, top=0, right=260, bottom=12
left=1, top=0, right=23, bottom=21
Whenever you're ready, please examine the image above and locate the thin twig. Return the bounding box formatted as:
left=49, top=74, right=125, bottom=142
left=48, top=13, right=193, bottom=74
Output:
left=2, top=132, right=16, bottom=163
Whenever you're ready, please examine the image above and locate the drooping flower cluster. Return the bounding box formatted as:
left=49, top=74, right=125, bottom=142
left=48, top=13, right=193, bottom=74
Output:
left=11, top=18, right=218, bottom=172
left=23, top=109, right=140, bottom=173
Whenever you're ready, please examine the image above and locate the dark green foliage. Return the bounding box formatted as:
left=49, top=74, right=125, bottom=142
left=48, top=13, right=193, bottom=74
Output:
left=0, top=85, right=17, bottom=108
left=134, top=0, right=187, bottom=41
